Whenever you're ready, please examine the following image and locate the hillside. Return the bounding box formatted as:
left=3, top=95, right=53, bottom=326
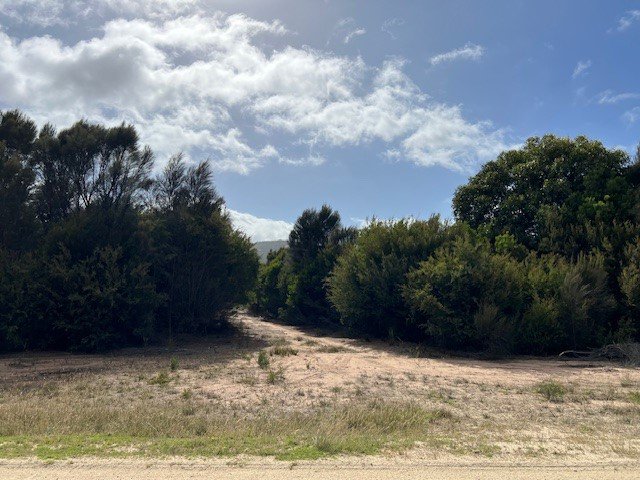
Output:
left=255, top=240, right=287, bottom=262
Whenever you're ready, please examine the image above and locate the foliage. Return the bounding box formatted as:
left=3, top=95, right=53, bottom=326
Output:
left=620, top=237, right=640, bottom=334
left=328, top=216, right=457, bottom=338
left=453, top=135, right=635, bottom=256
left=1, top=110, right=638, bottom=356
left=147, top=155, right=258, bottom=336
left=0, top=111, right=258, bottom=352
left=253, top=205, right=355, bottom=324
left=404, top=231, right=526, bottom=351
left=535, top=380, right=566, bottom=402
left=253, top=247, right=292, bottom=318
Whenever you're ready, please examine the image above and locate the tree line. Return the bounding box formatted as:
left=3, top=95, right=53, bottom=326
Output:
left=2, top=109, right=639, bottom=355
left=0, top=110, right=258, bottom=352
left=254, top=136, right=640, bottom=355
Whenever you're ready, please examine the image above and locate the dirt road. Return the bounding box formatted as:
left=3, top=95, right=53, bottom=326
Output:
left=1, top=460, right=639, bottom=480
left=2, top=311, right=640, bottom=469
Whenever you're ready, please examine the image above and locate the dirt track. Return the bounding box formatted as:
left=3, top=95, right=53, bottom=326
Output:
left=2, top=311, right=640, bottom=470
left=1, top=460, right=639, bottom=480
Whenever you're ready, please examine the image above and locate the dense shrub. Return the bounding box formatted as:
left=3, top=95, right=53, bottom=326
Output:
left=328, top=216, right=456, bottom=338
left=0, top=112, right=258, bottom=352
left=404, top=231, right=527, bottom=352
left=253, top=205, right=354, bottom=324
left=254, top=247, right=291, bottom=318
left=404, top=245, right=616, bottom=355
left=521, top=252, right=616, bottom=353
left=1, top=109, right=638, bottom=356
left=620, top=237, right=640, bottom=335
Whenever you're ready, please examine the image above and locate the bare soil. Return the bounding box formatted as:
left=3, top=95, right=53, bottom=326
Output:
left=1, top=310, right=640, bottom=471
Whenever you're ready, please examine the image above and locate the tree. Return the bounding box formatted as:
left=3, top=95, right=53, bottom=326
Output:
left=328, top=216, right=456, bottom=338
left=453, top=135, right=634, bottom=256
left=254, top=247, right=291, bottom=318
left=31, top=120, right=153, bottom=226
left=0, top=111, right=38, bottom=251
left=286, top=205, right=353, bottom=322
left=148, top=155, right=258, bottom=335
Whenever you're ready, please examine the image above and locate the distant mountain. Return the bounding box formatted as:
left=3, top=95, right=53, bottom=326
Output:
left=254, top=240, right=287, bottom=262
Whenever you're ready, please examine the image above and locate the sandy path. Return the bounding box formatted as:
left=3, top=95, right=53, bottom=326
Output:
left=2, top=311, right=640, bottom=469
left=2, top=460, right=639, bottom=480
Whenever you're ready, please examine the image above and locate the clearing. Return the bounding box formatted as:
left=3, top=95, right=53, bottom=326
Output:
left=0, top=311, right=639, bottom=476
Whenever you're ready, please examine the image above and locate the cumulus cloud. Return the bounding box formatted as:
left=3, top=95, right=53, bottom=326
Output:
left=226, top=209, right=293, bottom=241
left=572, top=60, right=592, bottom=79
left=429, top=43, right=484, bottom=66
left=0, top=12, right=508, bottom=173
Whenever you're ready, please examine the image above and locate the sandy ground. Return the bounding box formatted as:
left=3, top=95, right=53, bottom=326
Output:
left=2, top=310, right=640, bottom=475
left=1, top=459, right=639, bottom=480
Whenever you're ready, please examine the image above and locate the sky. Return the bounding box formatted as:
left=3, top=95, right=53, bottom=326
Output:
left=1, top=1, right=639, bottom=241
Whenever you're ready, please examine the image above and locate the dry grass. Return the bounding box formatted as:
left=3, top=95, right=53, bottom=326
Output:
left=0, top=386, right=452, bottom=460
left=1, top=311, right=640, bottom=462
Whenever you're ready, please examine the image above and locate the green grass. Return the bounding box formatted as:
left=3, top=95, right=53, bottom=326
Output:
left=257, top=350, right=270, bottom=370
left=629, top=391, right=640, bottom=405
left=535, top=380, right=566, bottom=402
left=148, top=372, right=171, bottom=386
left=270, top=346, right=298, bottom=356
left=0, top=400, right=454, bottom=461
left=170, top=357, right=179, bottom=372
left=267, top=368, right=285, bottom=384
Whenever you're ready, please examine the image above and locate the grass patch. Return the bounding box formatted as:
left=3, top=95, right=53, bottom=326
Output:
left=148, top=372, right=171, bottom=386
left=535, top=380, right=566, bottom=402
left=270, top=346, right=298, bottom=357
left=267, top=368, right=285, bottom=384
left=257, top=351, right=270, bottom=370
left=237, top=373, right=259, bottom=386
left=316, top=344, right=350, bottom=353
left=170, top=357, right=179, bottom=372
left=0, top=399, right=453, bottom=460
left=629, top=391, right=640, bottom=405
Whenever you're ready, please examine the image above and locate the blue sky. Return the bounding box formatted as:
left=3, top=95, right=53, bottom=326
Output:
left=1, top=1, right=639, bottom=240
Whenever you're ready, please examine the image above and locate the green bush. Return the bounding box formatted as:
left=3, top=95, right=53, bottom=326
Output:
left=535, top=380, right=566, bottom=402
left=257, top=350, right=270, bottom=370
left=253, top=206, right=354, bottom=324
left=620, top=237, right=640, bottom=334
left=404, top=231, right=527, bottom=351
left=328, top=216, right=455, bottom=339
left=0, top=112, right=259, bottom=352
left=521, top=252, right=615, bottom=352
left=254, top=248, right=292, bottom=318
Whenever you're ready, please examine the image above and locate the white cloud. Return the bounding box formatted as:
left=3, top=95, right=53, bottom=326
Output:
left=330, top=17, right=366, bottom=45
left=252, top=58, right=509, bottom=170
left=0, top=0, right=65, bottom=26
left=381, top=18, right=404, bottom=40
left=0, top=13, right=509, bottom=173
left=623, top=107, right=640, bottom=124
left=613, top=10, right=640, bottom=32
left=226, top=209, right=293, bottom=241
left=0, top=0, right=203, bottom=26
left=572, top=60, right=592, bottom=79
left=597, top=90, right=640, bottom=104
left=429, top=43, right=484, bottom=66
left=279, top=154, right=326, bottom=166
left=344, top=28, right=366, bottom=44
